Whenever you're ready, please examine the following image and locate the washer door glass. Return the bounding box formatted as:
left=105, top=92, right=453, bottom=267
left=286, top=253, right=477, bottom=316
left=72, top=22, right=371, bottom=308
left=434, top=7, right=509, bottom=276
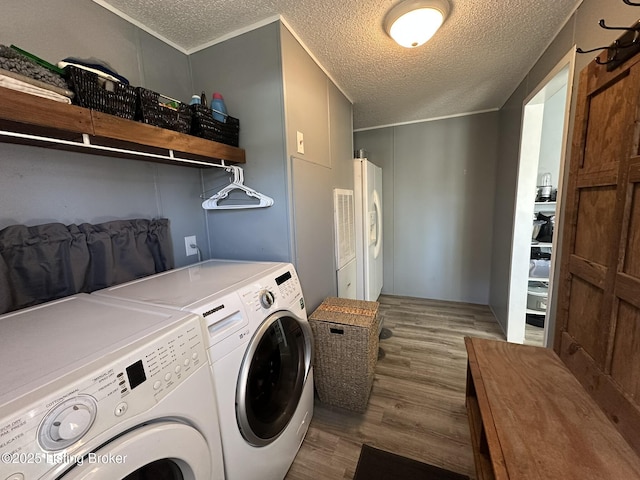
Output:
left=237, top=310, right=313, bottom=446
left=123, top=459, right=184, bottom=480
left=59, top=422, right=210, bottom=480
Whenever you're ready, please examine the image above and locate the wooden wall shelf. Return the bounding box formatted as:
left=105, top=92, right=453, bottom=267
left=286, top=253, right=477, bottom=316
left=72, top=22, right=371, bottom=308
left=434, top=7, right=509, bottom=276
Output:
left=0, top=86, right=245, bottom=167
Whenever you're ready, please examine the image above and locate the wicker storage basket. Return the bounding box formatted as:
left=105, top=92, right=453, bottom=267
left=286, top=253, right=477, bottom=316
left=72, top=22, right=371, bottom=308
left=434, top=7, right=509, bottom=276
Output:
left=190, top=104, right=239, bottom=146
left=135, top=87, right=191, bottom=133
left=65, top=65, right=136, bottom=119
left=309, top=297, right=380, bottom=413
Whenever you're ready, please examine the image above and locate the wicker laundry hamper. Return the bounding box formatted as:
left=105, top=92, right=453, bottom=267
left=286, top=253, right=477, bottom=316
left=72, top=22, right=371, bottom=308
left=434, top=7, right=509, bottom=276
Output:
left=309, top=297, right=380, bottom=413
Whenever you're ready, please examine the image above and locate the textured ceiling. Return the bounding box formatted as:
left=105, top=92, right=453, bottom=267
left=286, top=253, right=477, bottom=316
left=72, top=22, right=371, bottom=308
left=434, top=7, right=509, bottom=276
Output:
left=96, top=0, right=581, bottom=130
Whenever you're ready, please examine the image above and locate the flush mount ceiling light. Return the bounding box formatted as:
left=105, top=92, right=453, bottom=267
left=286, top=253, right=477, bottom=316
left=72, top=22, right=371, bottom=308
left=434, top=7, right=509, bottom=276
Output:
left=384, top=0, right=450, bottom=48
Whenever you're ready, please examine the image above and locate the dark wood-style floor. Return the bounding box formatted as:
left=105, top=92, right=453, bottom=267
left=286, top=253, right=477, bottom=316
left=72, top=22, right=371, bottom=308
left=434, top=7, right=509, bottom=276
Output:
left=285, top=294, right=506, bottom=480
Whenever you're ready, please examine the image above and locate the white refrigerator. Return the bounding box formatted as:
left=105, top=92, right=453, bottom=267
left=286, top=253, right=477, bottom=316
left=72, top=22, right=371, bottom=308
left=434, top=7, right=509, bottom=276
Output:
left=354, top=158, right=383, bottom=301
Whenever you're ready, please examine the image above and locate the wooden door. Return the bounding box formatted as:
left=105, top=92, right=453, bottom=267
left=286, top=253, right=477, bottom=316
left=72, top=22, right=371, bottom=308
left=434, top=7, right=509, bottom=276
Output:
left=555, top=52, right=640, bottom=455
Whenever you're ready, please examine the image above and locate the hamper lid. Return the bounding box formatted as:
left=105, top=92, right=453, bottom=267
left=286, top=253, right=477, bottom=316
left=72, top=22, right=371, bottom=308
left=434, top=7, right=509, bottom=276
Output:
left=309, top=297, right=379, bottom=328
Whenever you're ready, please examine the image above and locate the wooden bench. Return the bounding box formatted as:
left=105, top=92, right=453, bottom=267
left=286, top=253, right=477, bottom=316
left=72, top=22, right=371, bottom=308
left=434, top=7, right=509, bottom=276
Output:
left=464, top=337, right=640, bottom=479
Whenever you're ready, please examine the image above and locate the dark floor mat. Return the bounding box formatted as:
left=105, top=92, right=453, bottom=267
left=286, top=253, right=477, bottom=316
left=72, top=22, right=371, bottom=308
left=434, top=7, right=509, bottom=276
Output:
left=353, top=444, right=469, bottom=480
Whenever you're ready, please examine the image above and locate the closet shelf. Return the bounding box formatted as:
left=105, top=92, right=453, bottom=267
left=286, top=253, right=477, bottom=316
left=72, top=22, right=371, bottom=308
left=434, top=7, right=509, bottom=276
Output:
left=529, top=277, right=550, bottom=282
left=531, top=242, right=553, bottom=248
left=0, top=85, right=245, bottom=167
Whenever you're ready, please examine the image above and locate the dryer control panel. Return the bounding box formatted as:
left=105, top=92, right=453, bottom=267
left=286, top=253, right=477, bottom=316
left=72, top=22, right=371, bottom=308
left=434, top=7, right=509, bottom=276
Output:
left=0, top=316, right=206, bottom=479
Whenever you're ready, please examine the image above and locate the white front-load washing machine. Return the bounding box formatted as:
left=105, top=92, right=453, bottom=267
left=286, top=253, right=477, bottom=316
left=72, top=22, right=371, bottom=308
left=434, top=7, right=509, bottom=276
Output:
left=0, top=293, right=225, bottom=480
left=93, top=259, right=314, bottom=479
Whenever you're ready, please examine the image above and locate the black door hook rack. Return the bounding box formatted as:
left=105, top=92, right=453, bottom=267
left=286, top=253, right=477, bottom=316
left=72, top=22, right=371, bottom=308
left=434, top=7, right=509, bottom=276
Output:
left=577, top=16, right=640, bottom=71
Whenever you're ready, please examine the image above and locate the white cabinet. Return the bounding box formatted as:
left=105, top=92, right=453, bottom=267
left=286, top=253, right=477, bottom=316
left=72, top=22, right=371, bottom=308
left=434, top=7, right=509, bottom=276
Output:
left=337, top=259, right=357, bottom=299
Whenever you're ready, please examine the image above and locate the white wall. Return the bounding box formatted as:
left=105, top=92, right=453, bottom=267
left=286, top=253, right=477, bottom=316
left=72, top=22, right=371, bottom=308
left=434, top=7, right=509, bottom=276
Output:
left=538, top=84, right=567, bottom=187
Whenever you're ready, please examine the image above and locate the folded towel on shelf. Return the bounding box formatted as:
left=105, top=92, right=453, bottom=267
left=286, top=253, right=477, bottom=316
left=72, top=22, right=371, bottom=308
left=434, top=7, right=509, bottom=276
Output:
left=0, top=73, right=71, bottom=103
left=0, top=68, right=73, bottom=98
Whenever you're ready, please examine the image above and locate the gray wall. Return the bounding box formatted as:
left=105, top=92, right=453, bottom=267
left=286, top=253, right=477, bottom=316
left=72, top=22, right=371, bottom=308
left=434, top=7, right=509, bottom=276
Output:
left=289, top=85, right=353, bottom=311
left=281, top=28, right=331, bottom=168
left=355, top=112, right=499, bottom=305
left=189, top=22, right=354, bottom=311
left=489, top=83, right=526, bottom=332
left=283, top=26, right=354, bottom=311
left=488, top=0, right=636, bottom=335
left=291, top=158, right=336, bottom=309
left=0, top=0, right=206, bottom=267
left=1, top=8, right=355, bottom=309
left=11, top=0, right=625, bottom=320
left=329, top=81, right=356, bottom=191
left=190, top=22, right=291, bottom=263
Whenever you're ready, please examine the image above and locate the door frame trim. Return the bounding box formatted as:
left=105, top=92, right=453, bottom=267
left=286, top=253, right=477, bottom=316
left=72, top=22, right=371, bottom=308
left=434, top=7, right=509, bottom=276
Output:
left=507, top=47, right=576, bottom=345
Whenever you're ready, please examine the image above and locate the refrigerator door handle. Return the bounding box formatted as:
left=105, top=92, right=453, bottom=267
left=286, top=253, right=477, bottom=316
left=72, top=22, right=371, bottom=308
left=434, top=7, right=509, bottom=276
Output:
left=372, top=189, right=382, bottom=259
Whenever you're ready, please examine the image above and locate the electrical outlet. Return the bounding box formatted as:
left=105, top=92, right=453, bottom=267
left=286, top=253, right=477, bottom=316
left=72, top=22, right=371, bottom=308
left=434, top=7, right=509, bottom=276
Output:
left=296, top=131, right=305, bottom=154
left=185, top=235, right=197, bottom=256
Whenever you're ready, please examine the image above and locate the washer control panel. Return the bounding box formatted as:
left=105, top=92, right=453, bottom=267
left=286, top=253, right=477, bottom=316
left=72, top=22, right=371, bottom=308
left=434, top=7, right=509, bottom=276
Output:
left=0, top=316, right=206, bottom=478
left=239, top=265, right=305, bottom=318
left=274, top=269, right=301, bottom=303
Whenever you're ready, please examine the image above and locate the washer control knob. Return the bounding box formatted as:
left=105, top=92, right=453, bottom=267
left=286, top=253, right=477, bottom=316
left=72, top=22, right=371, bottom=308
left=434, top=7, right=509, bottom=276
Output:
left=259, top=290, right=275, bottom=309
left=38, top=396, right=97, bottom=451
left=55, top=407, right=92, bottom=440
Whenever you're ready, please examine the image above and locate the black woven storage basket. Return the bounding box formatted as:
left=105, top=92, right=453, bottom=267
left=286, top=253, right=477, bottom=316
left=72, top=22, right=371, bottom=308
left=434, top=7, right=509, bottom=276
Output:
left=136, top=87, right=191, bottom=134
left=65, top=65, right=136, bottom=119
left=190, top=104, right=239, bottom=147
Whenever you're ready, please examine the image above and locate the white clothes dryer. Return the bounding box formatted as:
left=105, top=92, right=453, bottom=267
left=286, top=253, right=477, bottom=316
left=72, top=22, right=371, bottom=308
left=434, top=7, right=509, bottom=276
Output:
left=0, top=294, right=225, bottom=480
left=94, top=259, right=288, bottom=314
left=93, top=259, right=314, bottom=479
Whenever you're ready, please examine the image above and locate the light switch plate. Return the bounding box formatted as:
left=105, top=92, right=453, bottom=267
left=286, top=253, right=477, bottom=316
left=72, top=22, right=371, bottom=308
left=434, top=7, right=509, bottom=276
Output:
left=296, top=131, right=305, bottom=154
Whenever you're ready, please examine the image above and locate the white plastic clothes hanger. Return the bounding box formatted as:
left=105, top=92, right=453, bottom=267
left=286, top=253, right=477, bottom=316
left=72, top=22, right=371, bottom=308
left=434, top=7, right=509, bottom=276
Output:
left=201, top=165, right=274, bottom=210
